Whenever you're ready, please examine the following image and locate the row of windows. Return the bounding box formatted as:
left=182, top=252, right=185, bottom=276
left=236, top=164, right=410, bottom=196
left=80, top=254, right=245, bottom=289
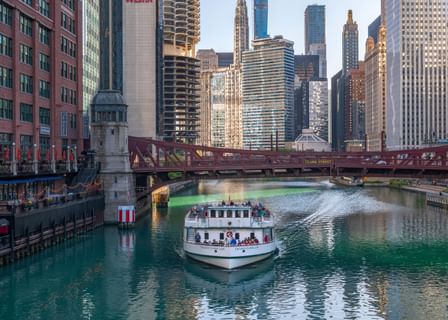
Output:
left=20, top=14, right=33, bottom=37
left=0, top=33, right=12, bottom=56
left=61, top=13, right=76, bottom=34
left=1, top=69, right=53, bottom=98
left=20, top=44, right=33, bottom=65
left=209, top=209, right=251, bottom=218
left=0, top=99, right=51, bottom=125
left=61, top=37, right=76, bottom=58
left=61, top=87, right=77, bottom=105
left=202, top=232, right=254, bottom=241
left=0, top=2, right=12, bottom=26
left=61, top=62, right=76, bottom=81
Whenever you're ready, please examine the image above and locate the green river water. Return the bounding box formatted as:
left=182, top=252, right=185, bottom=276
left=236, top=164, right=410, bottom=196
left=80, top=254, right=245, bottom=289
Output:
left=1, top=179, right=448, bottom=319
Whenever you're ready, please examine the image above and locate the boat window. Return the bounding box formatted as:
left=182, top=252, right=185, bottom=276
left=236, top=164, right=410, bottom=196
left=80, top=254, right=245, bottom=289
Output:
left=227, top=210, right=232, bottom=218
left=210, top=210, right=216, bottom=218
left=219, top=233, right=224, bottom=240
left=250, top=232, right=255, bottom=239
left=204, top=232, right=209, bottom=240
left=235, top=232, right=240, bottom=240
left=235, top=211, right=241, bottom=218
left=243, top=210, right=249, bottom=218
left=219, top=210, right=224, bottom=218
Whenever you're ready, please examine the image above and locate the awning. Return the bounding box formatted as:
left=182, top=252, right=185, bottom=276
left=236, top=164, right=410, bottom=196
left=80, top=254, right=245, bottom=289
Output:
left=0, top=176, right=63, bottom=185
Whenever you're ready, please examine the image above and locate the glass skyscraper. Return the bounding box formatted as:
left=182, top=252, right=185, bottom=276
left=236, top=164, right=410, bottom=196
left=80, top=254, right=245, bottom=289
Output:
left=304, top=5, right=327, bottom=78
left=254, top=0, right=268, bottom=39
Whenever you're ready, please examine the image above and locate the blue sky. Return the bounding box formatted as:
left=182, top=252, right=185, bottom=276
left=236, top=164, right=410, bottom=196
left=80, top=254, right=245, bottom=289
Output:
left=199, top=0, right=381, bottom=78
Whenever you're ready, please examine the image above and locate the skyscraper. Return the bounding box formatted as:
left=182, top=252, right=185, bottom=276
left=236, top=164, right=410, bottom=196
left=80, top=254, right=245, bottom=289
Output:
left=242, top=37, right=295, bottom=150
left=162, top=0, right=201, bottom=143
left=308, top=80, right=329, bottom=141
left=385, top=0, right=448, bottom=149
left=342, top=10, right=359, bottom=75
left=254, top=0, right=268, bottom=40
left=234, top=0, right=249, bottom=66
left=344, top=62, right=365, bottom=141
left=82, top=0, right=100, bottom=140
left=304, top=5, right=326, bottom=78
left=100, top=0, right=157, bottom=138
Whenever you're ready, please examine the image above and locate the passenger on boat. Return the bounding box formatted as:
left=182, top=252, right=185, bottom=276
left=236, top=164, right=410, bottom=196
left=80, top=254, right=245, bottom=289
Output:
left=195, top=232, right=201, bottom=243
left=230, top=238, right=237, bottom=246
left=264, top=234, right=269, bottom=243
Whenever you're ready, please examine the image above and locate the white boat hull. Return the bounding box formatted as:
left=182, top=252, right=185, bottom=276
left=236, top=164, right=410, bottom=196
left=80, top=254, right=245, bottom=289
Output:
left=184, top=242, right=277, bottom=269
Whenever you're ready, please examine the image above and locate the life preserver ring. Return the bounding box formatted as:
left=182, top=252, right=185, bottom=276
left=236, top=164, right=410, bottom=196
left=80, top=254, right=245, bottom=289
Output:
left=226, top=231, right=233, bottom=238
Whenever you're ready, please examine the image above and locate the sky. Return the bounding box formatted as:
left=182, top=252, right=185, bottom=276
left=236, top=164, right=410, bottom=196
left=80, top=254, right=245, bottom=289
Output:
left=198, top=0, right=381, bottom=78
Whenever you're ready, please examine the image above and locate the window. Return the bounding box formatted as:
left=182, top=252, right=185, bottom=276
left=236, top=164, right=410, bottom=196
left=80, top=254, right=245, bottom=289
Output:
left=61, top=87, right=77, bottom=105
left=235, top=211, right=241, bottom=218
left=60, top=111, right=67, bottom=137
left=219, top=233, right=224, bottom=240
left=0, top=98, right=12, bottom=120
left=235, top=233, right=240, bottom=240
left=21, top=0, right=33, bottom=6
left=227, top=210, right=232, bottom=218
left=204, top=232, right=209, bottom=240
left=210, top=210, right=216, bottom=218
left=61, top=37, right=76, bottom=58
left=20, top=103, right=33, bottom=122
left=0, top=2, right=12, bottom=26
left=39, top=25, right=50, bottom=45
left=20, top=44, right=33, bottom=65
left=69, top=113, right=76, bottom=129
left=243, top=210, right=249, bottom=218
left=39, top=107, right=50, bottom=125
left=218, top=210, right=224, bottom=218
left=0, top=33, right=12, bottom=56
left=39, top=136, right=50, bottom=158
left=20, top=74, right=33, bottom=93
left=39, top=80, right=50, bottom=98
left=0, top=66, right=12, bottom=88
left=39, top=0, right=50, bottom=18
left=62, top=0, right=75, bottom=11
left=20, top=135, right=32, bottom=159
left=250, top=232, right=255, bottom=239
left=39, top=53, right=50, bottom=71
left=20, top=15, right=33, bottom=36
left=61, top=13, right=75, bottom=34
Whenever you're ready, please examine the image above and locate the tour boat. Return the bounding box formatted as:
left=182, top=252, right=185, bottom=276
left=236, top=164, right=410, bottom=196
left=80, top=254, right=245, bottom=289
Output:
left=330, top=176, right=364, bottom=187
left=183, top=201, right=277, bottom=269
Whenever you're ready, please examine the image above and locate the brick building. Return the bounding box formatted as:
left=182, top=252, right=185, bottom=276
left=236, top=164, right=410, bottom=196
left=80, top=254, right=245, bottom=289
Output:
left=0, top=0, right=83, bottom=163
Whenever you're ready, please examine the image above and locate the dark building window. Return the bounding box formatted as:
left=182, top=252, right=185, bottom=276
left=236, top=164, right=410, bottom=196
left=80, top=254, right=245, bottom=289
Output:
left=61, top=62, right=77, bottom=81
left=39, top=107, right=50, bottom=125
left=61, top=37, right=76, bottom=58
left=0, top=66, right=12, bottom=88
left=20, top=14, right=33, bottom=36
left=61, top=12, right=76, bottom=34
left=61, top=87, right=77, bottom=105
left=21, top=0, right=33, bottom=6
left=39, top=53, right=50, bottom=71
left=20, top=135, right=32, bottom=159
left=39, top=136, right=50, bottom=157
left=0, top=98, right=13, bottom=120
left=70, top=113, right=76, bottom=129
left=0, top=2, right=12, bottom=26
left=62, top=0, right=75, bottom=11
left=39, top=25, right=50, bottom=45
left=60, top=112, right=68, bottom=137
left=39, top=0, right=50, bottom=18
left=20, top=44, right=33, bottom=65
left=39, top=80, right=50, bottom=98
left=0, top=33, right=12, bottom=56
left=20, top=74, right=33, bottom=94
left=20, top=103, right=33, bottom=122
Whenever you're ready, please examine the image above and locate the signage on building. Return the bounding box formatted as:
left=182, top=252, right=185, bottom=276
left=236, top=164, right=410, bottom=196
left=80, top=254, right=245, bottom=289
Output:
left=40, top=126, right=51, bottom=136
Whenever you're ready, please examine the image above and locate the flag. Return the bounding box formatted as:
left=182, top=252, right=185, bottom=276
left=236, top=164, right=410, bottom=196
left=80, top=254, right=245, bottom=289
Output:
left=16, top=147, right=21, bottom=161
left=27, top=148, right=32, bottom=161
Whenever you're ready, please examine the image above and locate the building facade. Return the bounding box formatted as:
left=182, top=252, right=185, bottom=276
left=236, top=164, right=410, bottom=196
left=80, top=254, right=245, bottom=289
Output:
left=385, top=0, right=448, bottom=149
left=0, top=0, right=83, bottom=161
left=197, top=49, right=218, bottom=71
left=344, top=62, right=365, bottom=142
left=242, top=37, right=295, bottom=150
left=162, top=0, right=200, bottom=143
left=253, top=0, right=268, bottom=40
left=342, top=10, right=359, bottom=75
left=365, top=24, right=386, bottom=151
left=304, top=5, right=326, bottom=78
left=210, top=72, right=226, bottom=147
left=82, top=0, right=100, bottom=141
left=308, top=80, right=329, bottom=141
left=99, top=0, right=157, bottom=139
left=331, top=70, right=344, bottom=151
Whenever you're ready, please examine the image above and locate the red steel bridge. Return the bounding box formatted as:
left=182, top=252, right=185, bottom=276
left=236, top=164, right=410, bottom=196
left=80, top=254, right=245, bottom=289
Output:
left=128, top=136, right=448, bottom=184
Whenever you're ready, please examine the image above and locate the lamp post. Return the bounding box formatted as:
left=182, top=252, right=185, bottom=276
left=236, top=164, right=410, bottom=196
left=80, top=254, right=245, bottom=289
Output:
left=66, top=145, right=71, bottom=172
left=33, top=143, right=38, bottom=174
left=73, top=145, right=78, bottom=172
left=51, top=145, right=56, bottom=173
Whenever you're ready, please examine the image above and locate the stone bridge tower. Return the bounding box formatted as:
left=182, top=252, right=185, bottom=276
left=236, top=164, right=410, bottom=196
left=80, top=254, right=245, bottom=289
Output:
left=90, top=90, right=136, bottom=223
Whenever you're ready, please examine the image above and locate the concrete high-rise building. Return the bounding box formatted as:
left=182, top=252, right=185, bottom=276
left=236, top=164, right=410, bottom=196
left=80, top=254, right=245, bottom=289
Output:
left=342, top=10, right=359, bottom=75
left=211, top=72, right=226, bottom=147
left=344, top=62, right=365, bottom=142
left=365, top=23, right=386, bottom=151
left=0, top=0, right=83, bottom=160
left=304, top=5, right=327, bottom=78
left=234, top=0, right=249, bottom=66
left=162, top=0, right=201, bottom=143
left=294, top=55, right=319, bottom=82
left=386, top=0, right=448, bottom=149
left=254, top=0, right=268, bottom=40
left=197, top=49, right=218, bottom=72
left=82, top=0, right=100, bottom=141
left=308, top=80, right=329, bottom=141
left=331, top=70, right=345, bottom=151
left=100, top=0, right=157, bottom=139
left=242, top=37, right=295, bottom=150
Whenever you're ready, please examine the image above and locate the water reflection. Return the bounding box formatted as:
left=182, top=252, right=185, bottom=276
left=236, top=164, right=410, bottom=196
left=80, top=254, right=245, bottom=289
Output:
left=0, top=180, right=447, bottom=319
